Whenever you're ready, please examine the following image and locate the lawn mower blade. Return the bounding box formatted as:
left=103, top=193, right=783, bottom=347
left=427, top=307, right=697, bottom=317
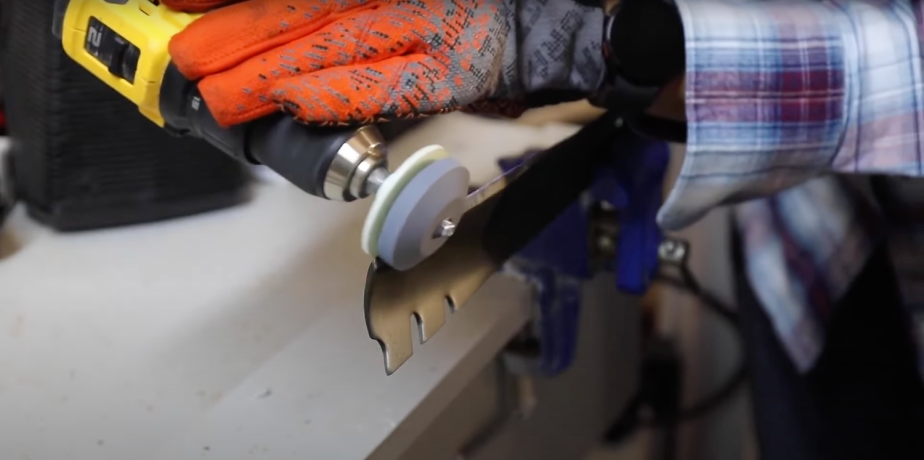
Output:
left=364, top=113, right=625, bottom=375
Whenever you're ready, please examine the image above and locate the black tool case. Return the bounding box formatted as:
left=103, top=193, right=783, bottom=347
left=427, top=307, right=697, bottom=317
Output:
left=0, top=0, right=251, bottom=231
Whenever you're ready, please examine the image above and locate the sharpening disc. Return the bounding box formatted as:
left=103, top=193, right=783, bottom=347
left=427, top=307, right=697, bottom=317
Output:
left=375, top=158, right=469, bottom=271
left=361, top=145, right=450, bottom=257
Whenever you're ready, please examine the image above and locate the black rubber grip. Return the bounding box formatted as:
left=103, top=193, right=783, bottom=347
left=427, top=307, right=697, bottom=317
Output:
left=248, top=119, right=356, bottom=198
left=159, top=64, right=355, bottom=199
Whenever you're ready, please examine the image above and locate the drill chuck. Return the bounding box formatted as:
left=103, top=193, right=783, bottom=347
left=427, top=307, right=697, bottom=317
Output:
left=158, top=64, right=387, bottom=202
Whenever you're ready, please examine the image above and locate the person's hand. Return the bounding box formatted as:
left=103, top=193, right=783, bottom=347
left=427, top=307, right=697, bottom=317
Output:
left=162, top=0, right=608, bottom=128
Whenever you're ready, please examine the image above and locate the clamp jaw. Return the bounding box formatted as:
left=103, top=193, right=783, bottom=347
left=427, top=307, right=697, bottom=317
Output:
left=500, top=125, right=669, bottom=377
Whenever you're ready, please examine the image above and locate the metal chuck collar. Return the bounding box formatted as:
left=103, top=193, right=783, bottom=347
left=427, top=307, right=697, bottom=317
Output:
left=264, top=121, right=468, bottom=272
left=360, top=144, right=469, bottom=271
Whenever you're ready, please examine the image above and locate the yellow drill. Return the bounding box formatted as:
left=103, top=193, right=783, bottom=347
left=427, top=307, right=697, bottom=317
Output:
left=53, top=0, right=389, bottom=203
left=52, top=0, right=472, bottom=271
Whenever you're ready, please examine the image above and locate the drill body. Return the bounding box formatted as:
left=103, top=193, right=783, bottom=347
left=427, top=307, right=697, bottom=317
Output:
left=56, top=0, right=197, bottom=127
left=53, top=0, right=388, bottom=202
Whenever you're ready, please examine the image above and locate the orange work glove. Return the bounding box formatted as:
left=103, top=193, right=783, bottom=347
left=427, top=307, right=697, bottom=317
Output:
left=163, top=0, right=608, bottom=127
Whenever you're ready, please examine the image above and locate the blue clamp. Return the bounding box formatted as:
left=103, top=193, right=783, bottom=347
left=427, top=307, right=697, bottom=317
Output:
left=499, top=127, right=669, bottom=376
left=606, top=131, right=670, bottom=295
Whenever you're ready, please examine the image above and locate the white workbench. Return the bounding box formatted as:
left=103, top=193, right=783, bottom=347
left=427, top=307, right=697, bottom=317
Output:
left=0, top=114, right=638, bottom=460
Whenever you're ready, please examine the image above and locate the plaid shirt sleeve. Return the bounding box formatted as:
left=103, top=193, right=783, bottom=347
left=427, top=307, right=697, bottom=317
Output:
left=663, top=0, right=924, bottom=231
left=663, top=0, right=924, bottom=371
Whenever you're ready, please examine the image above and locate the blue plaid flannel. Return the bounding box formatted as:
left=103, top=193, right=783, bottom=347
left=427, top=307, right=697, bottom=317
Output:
left=664, top=0, right=924, bottom=373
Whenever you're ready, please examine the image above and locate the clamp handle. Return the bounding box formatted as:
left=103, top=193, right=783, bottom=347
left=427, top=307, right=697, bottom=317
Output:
left=610, top=136, right=669, bottom=294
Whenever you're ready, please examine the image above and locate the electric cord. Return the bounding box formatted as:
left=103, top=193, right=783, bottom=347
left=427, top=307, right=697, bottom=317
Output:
left=649, top=272, right=747, bottom=423
left=604, top=252, right=747, bottom=444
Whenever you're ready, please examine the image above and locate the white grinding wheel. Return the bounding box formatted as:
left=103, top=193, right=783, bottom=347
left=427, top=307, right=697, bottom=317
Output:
left=362, top=145, right=450, bottom=257
left=376, top=158, right=469, bottom=271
